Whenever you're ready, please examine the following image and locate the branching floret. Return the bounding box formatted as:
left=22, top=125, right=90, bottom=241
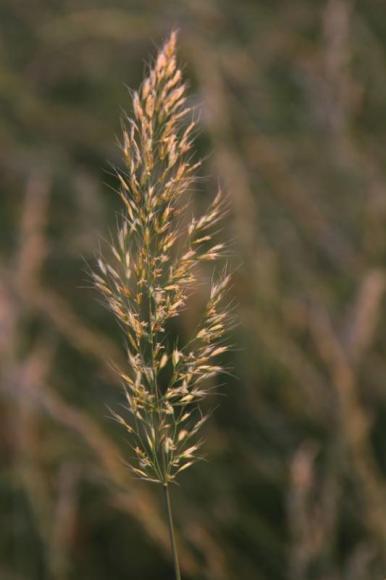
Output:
left=94, top=31, right=230, bottom=486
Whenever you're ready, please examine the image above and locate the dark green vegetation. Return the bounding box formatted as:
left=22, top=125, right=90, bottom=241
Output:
left=1, top=1, right=386, bottom=579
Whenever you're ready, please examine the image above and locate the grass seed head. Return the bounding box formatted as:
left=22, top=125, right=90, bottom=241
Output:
left=95, top=31, right=231, bottom=485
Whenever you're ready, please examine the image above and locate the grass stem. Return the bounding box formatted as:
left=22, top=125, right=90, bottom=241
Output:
left=164, top=484, right=182, bottom=580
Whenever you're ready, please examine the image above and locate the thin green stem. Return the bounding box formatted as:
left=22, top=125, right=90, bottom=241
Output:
left=163, top=484, right=182, bottom=580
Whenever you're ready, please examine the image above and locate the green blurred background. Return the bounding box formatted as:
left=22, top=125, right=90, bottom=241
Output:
left=1, top=1, right=386, bottom=578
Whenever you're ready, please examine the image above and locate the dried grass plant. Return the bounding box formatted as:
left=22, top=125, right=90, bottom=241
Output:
left=93, top=31, right=231, bottom=579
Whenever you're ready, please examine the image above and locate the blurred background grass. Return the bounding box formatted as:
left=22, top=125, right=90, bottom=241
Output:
left=1, top=0, right=386, bottom=579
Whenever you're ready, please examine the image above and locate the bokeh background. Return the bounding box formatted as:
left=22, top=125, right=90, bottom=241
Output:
left=2, top=1, right=386, bottom=579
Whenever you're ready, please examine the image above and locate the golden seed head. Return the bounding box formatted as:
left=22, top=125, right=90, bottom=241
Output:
left=94, top=31, right=231, bottom=485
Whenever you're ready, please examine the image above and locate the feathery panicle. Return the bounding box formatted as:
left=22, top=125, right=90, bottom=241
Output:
left=94, top=31, right=230, bottom=485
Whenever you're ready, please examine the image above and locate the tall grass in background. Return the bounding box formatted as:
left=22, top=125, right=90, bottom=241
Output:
left=2, top=2, right=386, bottom=578
left=94, top=32, right=230, bottom=579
